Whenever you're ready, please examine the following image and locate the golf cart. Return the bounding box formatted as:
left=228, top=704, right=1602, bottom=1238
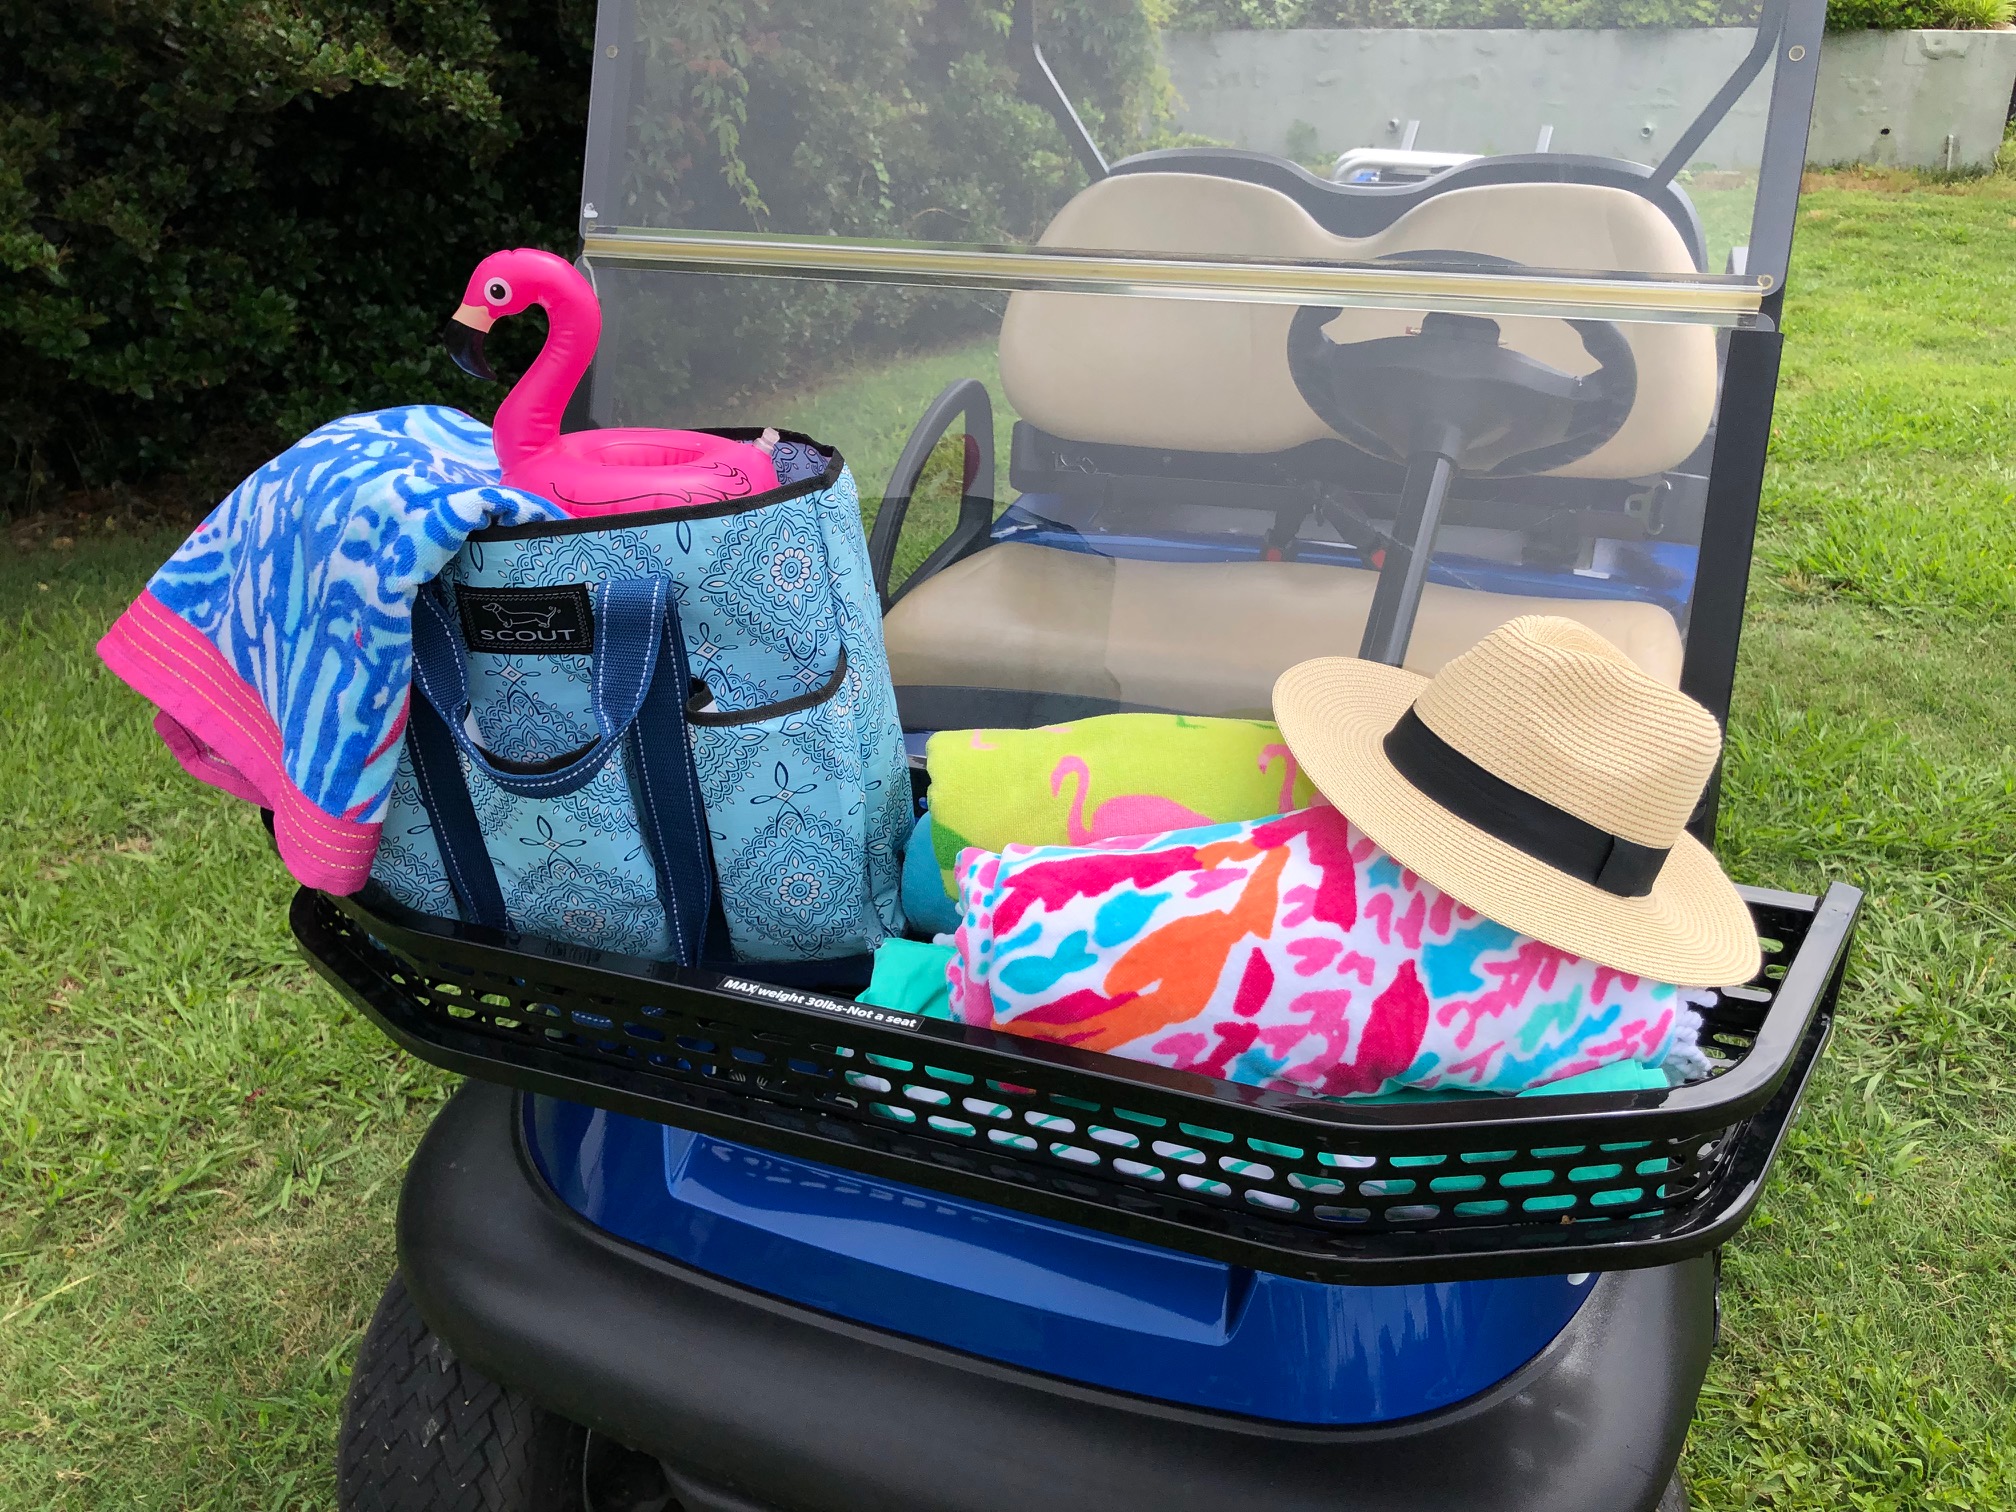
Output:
left=304, top=3, right=1861, bottom=1508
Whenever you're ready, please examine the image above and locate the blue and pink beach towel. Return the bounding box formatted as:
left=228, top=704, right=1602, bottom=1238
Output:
left=97, top=407, right=566, bottom=891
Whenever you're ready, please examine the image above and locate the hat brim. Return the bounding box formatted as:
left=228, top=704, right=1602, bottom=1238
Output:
left=1273, top=657, right=1762, bottom=988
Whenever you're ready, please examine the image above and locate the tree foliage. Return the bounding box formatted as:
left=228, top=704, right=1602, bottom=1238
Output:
left=2, top=0, right=1175, bottom=506
left=592, top=0, right=1171, bottom=416
left=1, top=0, right=595, bottom=509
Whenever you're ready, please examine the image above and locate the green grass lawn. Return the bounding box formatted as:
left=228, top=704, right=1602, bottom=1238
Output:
left=5, top=172, right=2016, bottom=1509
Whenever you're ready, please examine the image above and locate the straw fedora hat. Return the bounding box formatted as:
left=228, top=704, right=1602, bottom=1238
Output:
left=1272, top=615, right=1759, bottom=987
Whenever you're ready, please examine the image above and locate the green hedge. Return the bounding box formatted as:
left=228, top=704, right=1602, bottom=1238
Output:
left=1, top=0, right=1169, bottom=511
left=1169, top=0, right=2013, bottom=26
left=1, top=1, right=599, bottom=511
left=1825, top=0, right=2012, bottom=26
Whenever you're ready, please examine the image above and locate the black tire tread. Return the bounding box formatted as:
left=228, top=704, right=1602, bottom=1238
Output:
left=338, top=1272, right=584, bottom=1512
left=337, top=1269, right=1685, bottom=1512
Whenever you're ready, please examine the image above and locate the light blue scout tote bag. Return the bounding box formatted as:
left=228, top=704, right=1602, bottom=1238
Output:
left=368, top=435, right=909, bottom=965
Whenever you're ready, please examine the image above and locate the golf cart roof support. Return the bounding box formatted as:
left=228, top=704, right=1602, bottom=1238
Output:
left=578, top=0, right=638, bottom=238
left=1747, top=0, right=1827, bottom=308
left=1679, top=324, right=1781, bottom=842
left=1013, top=0, right=1109, bottom=183
left=1651, top=0, right=1787, bottom=187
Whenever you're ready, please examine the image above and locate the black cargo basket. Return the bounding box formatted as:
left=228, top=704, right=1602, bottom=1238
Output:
left=295, top=881, right=1858, bottom=1283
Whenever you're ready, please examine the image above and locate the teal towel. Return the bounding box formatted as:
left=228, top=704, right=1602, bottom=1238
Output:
left=860, top=936, right=958, bottom=1019
left=1355, top=1059, right=1673, bottom=1104
left=900, top=813, right=963, bottom=937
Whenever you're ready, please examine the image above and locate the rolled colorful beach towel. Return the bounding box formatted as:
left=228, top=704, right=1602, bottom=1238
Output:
left=947, top=805, right=1713, bottom=1099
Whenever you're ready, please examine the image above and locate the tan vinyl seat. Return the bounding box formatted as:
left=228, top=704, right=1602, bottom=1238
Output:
left=1000, top=173, right=1716, bottom=477
left=886, top=543, right=1686, bottom=715
left=885, top=173, right=1708, bottom=709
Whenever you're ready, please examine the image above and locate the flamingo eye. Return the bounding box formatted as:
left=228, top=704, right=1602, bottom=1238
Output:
left=485, top=278, right=512, bottom=305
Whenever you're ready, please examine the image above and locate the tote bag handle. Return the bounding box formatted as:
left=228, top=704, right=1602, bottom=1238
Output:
left=412, top=578, right=667, bottom=797
left=403, top=576, right=715, bottom=966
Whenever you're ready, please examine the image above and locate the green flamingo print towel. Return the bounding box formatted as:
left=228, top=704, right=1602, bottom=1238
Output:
left=925, top=713, right=1321, bottom=893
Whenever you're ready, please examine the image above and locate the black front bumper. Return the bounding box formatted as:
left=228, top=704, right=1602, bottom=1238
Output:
left=399, top=1082, right=1713, bottom=1512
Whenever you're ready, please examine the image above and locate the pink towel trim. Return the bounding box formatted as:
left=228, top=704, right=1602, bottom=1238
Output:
left=97, top=589, right=381, bottom=893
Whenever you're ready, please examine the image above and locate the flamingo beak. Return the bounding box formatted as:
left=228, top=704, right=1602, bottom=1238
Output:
left=445, top=305, right=497, bottom=381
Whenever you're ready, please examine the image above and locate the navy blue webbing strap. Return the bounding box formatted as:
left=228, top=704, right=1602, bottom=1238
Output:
left=403, top=688, right=511, bottom=930
left=410, top=579, right=665, bottom=799
left=625, top=595, right=713, bottom=968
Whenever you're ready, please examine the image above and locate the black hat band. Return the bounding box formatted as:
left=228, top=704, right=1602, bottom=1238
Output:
left=1381, top=706, right=1670, bottom=899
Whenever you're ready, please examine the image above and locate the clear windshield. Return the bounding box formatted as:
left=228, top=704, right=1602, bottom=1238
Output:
left=588, top=0, right=1805, bottom=273
left=579, top=0, right=1822, bottom=729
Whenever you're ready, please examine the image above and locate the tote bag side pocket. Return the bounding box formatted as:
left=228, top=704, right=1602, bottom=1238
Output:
left=691, top=647, right=888, bottom=963
left=810, top=463, right=910, bottom=936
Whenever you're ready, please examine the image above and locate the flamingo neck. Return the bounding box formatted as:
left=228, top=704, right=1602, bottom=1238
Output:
left=1052, top=757, right=1091, bottom=845
left=1261, top=745, right=1300, bottom=811
left=492, top=273, right=601, bottom=470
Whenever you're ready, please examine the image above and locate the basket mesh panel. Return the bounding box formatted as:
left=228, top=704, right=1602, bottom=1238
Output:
left=329, top=907, right=1803, bottom=1249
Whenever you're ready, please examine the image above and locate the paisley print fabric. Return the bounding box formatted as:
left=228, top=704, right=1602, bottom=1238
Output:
left=374, top=718, right=680, bottom=959
left=367, top=763, right=457, bottom=919
left=948, top=806, right=1710, bottom=1098
left=97, top=406, right=564, bottom=891
left=701, top=507, right=837, bottom=665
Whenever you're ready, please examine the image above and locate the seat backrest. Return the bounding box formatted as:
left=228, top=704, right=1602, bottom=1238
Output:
left=998, top=172, right=1717, bottom=480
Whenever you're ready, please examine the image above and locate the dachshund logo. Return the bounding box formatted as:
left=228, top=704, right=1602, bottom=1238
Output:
left=483, top=602, right=563, bottom=630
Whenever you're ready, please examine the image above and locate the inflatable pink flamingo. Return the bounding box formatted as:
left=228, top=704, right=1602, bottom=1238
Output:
left=445, top=248, right=779, bottom=516
left=1050, top=756, right=1215, bottom=844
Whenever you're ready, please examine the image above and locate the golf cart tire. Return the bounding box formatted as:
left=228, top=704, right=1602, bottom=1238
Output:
left=1659, top=1476, right=1689, bottom=1512
left=338, top=1271, right=587, bottom=1512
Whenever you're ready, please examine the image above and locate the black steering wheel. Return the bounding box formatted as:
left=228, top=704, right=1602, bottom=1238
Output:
left=1285, top=252, right=1638, bottom=479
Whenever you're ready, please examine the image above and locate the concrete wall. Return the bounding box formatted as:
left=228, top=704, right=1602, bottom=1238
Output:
left=1163, top=27, right=2016, bottom=171
left=1816, top=28, right=2016, bottom=166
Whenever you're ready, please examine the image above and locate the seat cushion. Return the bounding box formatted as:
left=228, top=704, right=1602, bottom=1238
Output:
left=884, top=543, right=1684, bottom=719
left=998, top=173, right=1718, bottom=480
